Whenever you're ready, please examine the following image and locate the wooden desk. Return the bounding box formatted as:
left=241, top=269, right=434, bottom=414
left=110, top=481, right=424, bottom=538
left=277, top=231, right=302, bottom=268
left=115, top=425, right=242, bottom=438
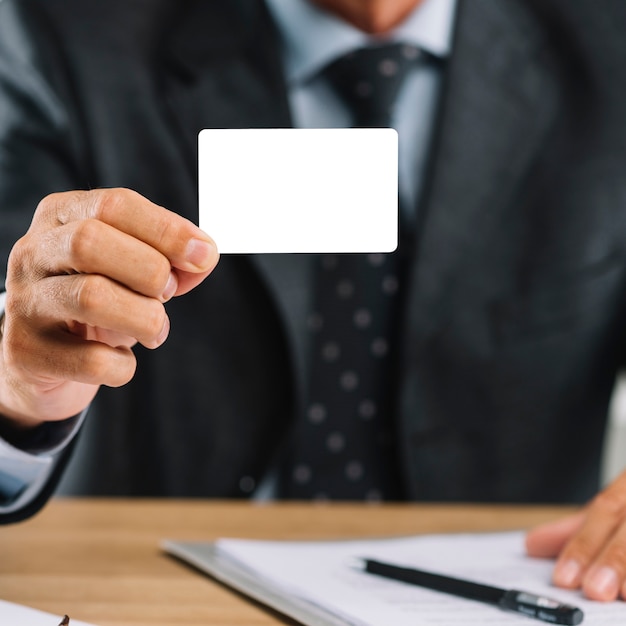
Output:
left=0, top=498, right=575, bottom=626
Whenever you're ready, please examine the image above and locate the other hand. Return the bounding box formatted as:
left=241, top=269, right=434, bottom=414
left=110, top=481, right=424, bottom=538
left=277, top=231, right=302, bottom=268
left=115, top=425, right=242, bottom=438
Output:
left=0, top=188, right=219, bottom=427
left=526, top=470, right=626, bottom=601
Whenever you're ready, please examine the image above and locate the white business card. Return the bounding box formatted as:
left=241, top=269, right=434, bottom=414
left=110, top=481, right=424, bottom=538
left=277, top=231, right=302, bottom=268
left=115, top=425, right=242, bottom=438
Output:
left=198, top=128, right=398, bottom=254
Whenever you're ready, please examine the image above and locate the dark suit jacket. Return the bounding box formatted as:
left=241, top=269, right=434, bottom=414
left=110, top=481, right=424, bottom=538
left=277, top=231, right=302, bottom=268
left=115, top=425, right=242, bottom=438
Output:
left=1, top=0, right=626, bottom=520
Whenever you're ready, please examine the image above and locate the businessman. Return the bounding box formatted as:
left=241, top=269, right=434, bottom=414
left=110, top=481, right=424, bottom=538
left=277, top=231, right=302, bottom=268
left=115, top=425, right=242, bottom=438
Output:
left=2, top=0, right=626, bottom=602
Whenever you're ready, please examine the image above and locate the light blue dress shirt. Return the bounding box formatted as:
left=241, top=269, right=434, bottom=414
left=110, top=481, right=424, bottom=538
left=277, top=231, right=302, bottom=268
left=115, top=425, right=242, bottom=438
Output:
left=265, top=0, right=456, bottom=214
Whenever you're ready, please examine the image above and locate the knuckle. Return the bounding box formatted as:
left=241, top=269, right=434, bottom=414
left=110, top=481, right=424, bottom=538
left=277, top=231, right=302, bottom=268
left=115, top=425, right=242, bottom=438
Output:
left=35, top=190, right=85, bottom=226
left=6, top=235, right=33, bottom=285
left=605, top=542, right=626, bottom=571
left=78, top=345, right=112, bottom=382
left=90, top=187, right=135, bottom=222
left=66, top=219, right=101, bottom=266
left=144, top=255, right=172, bottom=294
left=563, top=533, right=598, bottom=563
left=111, top=351, right=137, bottom=387
left=71, top=274, right=112, bottom=316
left=147, top=210, right=178, bottom=252
left=145, top=207, right=185, bottom=252
left=33, top=192, right=62, bottom=220
left=80, top=344, right=136, bottom=387
left=143, top=299, right=167, bottom=338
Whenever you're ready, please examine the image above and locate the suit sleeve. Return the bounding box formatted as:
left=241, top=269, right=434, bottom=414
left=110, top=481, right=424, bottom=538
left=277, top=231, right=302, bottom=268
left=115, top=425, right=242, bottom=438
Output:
left=0, top=416, right=85, bottom=525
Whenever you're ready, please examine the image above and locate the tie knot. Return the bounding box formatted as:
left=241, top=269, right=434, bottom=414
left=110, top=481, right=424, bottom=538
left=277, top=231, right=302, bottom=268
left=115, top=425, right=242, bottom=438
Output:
left=325, top=43, right=423, bottom=127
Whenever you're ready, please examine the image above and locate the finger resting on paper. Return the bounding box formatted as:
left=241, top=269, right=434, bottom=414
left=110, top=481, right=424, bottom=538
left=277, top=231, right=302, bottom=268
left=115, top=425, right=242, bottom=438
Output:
left=525, top=512, right=585, bottom=558
left=552, top=476, right=626, bottom=593
left=580, top=519, right=626, bottom=601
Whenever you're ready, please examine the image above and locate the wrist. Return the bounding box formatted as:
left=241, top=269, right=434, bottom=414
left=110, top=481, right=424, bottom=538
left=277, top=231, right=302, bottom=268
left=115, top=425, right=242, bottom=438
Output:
left=0, top=373, right=48, bottom=430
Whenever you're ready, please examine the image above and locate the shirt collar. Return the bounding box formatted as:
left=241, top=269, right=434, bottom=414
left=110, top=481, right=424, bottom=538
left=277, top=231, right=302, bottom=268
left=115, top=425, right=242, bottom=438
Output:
left=264, top=0, right=457, bottom=85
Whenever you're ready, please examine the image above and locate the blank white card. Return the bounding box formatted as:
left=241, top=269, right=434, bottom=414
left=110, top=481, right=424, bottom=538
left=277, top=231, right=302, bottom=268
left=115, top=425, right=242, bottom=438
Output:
left=198, top=128, right=398, bottom=254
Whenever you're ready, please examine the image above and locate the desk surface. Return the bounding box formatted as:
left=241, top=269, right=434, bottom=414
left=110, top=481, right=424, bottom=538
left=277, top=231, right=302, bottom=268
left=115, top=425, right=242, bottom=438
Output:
left=0, top=498, right=576, bottom=626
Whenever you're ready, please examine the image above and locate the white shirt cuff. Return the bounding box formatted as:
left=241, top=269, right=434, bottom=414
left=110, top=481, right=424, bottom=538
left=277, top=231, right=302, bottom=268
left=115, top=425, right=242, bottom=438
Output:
left=0, top=410, right=86, bottom=514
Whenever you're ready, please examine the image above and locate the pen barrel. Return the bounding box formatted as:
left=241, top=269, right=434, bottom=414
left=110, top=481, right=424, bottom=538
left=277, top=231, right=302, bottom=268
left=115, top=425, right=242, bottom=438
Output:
left=364, top=560, right=503, bottom=604
left=498, top=590, right=584, bottom=625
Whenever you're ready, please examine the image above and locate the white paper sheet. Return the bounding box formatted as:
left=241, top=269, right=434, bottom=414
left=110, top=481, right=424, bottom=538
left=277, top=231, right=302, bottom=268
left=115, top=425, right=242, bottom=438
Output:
left=166, top=531, right=626, bottom=625
left=0, top=599, right=95, bottom=626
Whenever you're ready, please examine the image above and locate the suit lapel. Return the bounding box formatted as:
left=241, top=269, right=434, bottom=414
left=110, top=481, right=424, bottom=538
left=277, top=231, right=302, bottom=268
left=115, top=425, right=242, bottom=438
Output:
left=158, top=0, right=292, bottom=166
left=407, top=0, right=561, bottom=336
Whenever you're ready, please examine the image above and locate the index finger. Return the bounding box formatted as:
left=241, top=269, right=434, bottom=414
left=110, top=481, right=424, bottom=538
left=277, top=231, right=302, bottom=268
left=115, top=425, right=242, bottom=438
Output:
left=525, top=511, right=586, bottom=559
left=33, top=188, right=219, bottom=273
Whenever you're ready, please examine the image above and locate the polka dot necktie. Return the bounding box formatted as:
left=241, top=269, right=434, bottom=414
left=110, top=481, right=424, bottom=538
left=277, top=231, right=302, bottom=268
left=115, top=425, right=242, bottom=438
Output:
left=282, top=44, right=423, bottom=501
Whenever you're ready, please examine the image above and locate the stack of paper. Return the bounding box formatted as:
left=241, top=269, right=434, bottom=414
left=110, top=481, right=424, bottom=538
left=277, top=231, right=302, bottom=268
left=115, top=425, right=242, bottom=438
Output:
left=164, top=531, right=625, bottom=625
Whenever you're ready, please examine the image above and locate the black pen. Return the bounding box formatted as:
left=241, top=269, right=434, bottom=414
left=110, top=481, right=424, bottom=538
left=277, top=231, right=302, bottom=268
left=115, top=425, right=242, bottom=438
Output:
left=357, top=558, right=584, bottom=625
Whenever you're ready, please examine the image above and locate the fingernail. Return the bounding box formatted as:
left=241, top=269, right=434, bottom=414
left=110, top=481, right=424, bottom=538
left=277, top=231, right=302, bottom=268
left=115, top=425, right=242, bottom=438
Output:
left=162, top=272, right=178, bottom=301
left=554, top=559, right=581, bottom=587
left=587, top=566, right=619, bottom=598
left=185, top=238, right=217, bottom=269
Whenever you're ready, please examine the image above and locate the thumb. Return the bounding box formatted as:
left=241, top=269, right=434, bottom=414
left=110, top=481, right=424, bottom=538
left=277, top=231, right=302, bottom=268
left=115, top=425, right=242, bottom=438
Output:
left=525, top=511, right=586, bottom=558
